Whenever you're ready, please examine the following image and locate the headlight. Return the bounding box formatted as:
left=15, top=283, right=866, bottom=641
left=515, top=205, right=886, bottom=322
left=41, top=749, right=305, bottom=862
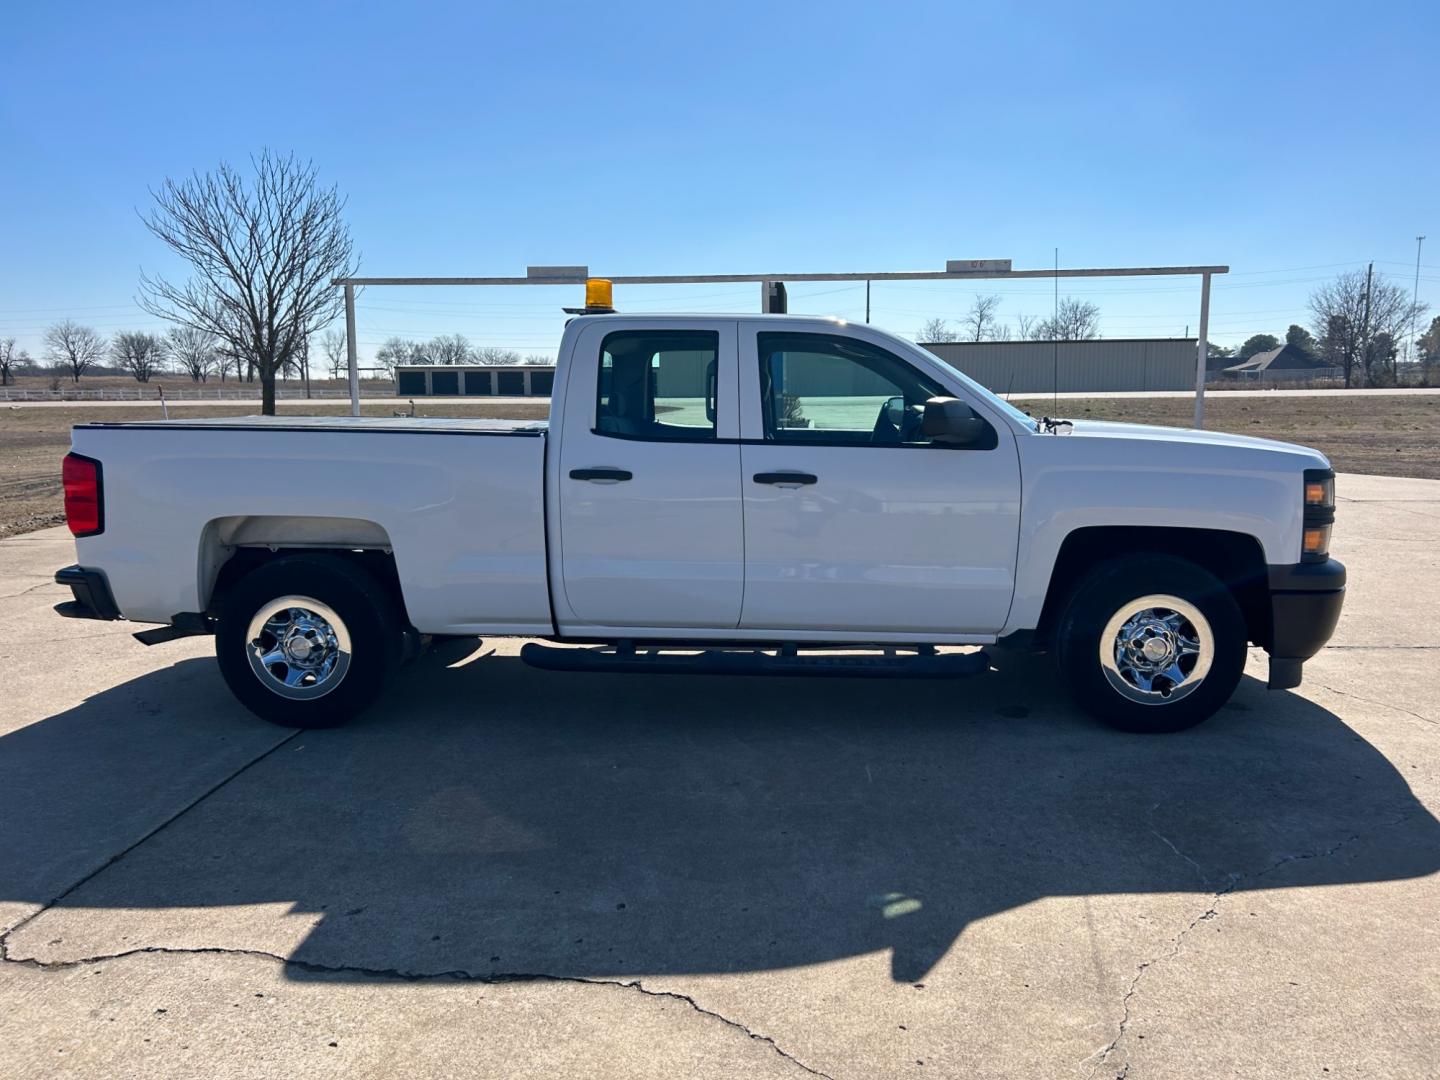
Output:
left=1302, top=469, right=1335, bottom=562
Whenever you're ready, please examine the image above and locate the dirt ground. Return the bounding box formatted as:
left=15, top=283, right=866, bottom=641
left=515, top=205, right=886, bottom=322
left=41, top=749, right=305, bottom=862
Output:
left=1, top=394, right=1435, bottom=538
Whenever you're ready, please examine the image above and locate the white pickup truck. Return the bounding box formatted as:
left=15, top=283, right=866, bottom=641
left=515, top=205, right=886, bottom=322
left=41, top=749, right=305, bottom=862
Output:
left=55, top=313, right=1345, bottom=733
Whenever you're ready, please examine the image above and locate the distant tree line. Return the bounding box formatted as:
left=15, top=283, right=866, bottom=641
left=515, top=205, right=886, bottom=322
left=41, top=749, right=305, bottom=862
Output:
left=0, top=321, right=546, bottom=388
left=919, top=294, right=1102, bottom=343
left=916, top=268, right=1432, bottom=388
left=0, top=321, right=254, bottom=385
left=371, top=335, right=540, bottom=373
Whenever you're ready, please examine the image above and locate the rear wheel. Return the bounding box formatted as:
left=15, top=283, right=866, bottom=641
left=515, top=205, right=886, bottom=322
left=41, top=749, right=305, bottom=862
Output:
left=216, top=555, right=401, bottom=728
left=1056, top=555, right=1246, bottom=733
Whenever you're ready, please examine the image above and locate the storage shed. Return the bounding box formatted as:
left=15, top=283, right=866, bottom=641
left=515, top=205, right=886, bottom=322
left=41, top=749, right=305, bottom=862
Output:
left=394, top=364, right=556, bottom=397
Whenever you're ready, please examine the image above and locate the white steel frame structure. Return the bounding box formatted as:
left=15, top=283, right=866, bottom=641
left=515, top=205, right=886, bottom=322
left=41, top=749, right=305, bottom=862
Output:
left=335, top=262, right=1227, bottom=426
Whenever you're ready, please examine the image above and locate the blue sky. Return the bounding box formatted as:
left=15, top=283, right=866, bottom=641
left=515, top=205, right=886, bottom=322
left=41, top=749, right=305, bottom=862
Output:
left=3, top=0, right=1437, bottom=362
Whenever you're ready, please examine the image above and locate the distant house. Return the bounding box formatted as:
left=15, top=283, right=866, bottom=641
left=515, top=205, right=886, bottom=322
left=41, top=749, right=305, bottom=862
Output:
left=1222, top=343, right=1340, bottom=381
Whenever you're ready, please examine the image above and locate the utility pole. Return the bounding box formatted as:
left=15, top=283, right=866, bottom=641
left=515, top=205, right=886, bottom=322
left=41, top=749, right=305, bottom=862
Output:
left=1410, top=236, right=1426, bottom=367
left=865, top=280, right=871, bottom=323
left=1358, top=261, right=1374, bottom=388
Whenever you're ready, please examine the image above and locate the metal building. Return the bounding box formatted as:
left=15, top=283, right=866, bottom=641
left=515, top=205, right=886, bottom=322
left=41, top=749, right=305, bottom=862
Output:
left=395, top=340, right=1198, bottom=399
left=394, top=364, right=556, bottom=397
left=921, top=339, right=1198, bottom=394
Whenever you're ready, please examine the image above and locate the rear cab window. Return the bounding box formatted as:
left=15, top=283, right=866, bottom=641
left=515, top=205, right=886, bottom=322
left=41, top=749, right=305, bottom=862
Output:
left=596, top=330, right=719, bottom=441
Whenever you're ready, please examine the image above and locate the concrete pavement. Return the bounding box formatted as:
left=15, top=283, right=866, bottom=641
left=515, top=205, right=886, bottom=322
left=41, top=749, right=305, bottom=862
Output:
left=1, top=476, right=1437, bottom=1079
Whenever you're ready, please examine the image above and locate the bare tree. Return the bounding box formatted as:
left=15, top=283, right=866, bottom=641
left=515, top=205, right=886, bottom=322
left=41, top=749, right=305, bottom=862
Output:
left=375, top=336, right=425, bottom=373
left=428, top=333, right=472, bottom=365
left=45, top=321, right=107, bottom=383
left=166, top=326, right=216, bottom=382
left=0, top=337, right=19, bottom=386
left=1310, top=269, right=1427, bottom=387
left=1016, top=313, right=1039, bottom=340
left=961, top=294, right=1002, bottom=342
left=1034, top=297, right=1101, bottom=340
left=112, top=331, right=166, bottom=383
left=472, top=346, right=522, bottom=365
left=320, top=329, right=348, bottom=379
left=918, top=317, right=957, bottom=343
left=524, top=354, right=555, bottom=366
left=139, top=151, right=357, bottom=415
left=215, top=345, right=243, bottom=382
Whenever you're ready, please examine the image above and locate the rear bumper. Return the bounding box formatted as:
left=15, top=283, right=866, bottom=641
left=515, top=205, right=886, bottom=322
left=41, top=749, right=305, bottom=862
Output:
left=1265, top=558, right=1345, bottom=689
left=54, top=565, right=122, bottom=621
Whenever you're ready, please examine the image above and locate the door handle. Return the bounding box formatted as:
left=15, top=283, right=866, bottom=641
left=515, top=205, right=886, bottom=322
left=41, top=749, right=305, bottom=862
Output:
left=753, top=471, right=818, bottom=487
left=570, top=467, right=633, bottom=483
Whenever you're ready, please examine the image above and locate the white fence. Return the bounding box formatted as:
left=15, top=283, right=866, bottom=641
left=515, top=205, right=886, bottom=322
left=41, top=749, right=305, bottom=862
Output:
left=0, top=385, right=383, bottom=402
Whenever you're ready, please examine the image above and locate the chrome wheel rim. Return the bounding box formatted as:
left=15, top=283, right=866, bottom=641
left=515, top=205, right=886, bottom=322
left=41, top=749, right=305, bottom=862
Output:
left=1099, top=594, right=1213, bottom=706
left=245, top=595, right=351, bottom=701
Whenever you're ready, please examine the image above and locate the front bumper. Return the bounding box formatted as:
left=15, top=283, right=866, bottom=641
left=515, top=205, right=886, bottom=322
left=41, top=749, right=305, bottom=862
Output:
left=1266, top=558, right=1345, bottom=689
left=54, top=565, right=122, bottom=621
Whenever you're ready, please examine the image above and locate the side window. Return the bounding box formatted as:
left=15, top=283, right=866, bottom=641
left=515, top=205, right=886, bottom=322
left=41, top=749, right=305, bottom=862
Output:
left=758, top=332, right=948, bottom=446
left=597, top=330, right=718, bottom=441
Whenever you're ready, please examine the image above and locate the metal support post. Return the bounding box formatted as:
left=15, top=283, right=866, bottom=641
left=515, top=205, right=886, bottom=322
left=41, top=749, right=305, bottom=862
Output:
left=344, top=284, right=360, bottom=417
left=1193, top=272, right=1211, bottom=429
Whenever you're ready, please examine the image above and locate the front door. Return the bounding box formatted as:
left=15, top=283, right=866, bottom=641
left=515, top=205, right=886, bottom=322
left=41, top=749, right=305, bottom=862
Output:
left=738, top=329, right=1021, bottom=635
left=556, top=320, right=744, bottom=629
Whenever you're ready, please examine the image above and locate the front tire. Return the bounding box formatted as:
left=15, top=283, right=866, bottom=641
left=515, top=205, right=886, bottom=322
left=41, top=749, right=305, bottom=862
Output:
left=215, top=555, right=401, bottom=728
left=1056, top=555, right=1246, bottom=733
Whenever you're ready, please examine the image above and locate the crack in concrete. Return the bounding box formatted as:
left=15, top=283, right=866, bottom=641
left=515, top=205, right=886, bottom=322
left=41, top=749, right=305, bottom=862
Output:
left=1322, top=644, right=1440, bottom=650
left=1320, top=684, right=1438, bottom=728
left=0, top=726, right=832, bottom=1078
left=0, top=729, right=300, bottom=955
left=1082, top=814, right=1413, bottom=1079
left=0, top=579, right=61, bottom=601
left=1, top=945, right=835, bottom=1079
left=1148, top=829, right=1209, bottom=886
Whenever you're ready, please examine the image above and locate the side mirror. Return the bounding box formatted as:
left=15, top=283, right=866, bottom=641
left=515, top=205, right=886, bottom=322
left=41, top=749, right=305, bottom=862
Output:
left=883, top=394, right=906, bottom=428
left=922, top=397, right=992, bottom=448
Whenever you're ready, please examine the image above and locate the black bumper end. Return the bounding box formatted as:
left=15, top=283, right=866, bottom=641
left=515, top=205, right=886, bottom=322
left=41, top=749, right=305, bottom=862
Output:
left=1266, top=559, right=1345, bottom=689
left=54, top=565, right=121, bottom=621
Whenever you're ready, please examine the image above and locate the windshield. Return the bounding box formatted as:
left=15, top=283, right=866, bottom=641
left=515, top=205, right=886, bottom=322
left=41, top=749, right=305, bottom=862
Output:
left=914, top=344, right=1040, bottom=431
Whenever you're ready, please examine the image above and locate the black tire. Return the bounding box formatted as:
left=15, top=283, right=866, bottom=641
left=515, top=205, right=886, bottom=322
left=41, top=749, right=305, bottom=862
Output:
left=215, top=555, right=401, bottom=728
left=1055, top=554, right=1246, bottom=733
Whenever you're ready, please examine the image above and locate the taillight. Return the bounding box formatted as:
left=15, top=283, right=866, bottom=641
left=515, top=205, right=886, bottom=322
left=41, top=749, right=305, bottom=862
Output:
left=62, top=453, right=103, bottom=537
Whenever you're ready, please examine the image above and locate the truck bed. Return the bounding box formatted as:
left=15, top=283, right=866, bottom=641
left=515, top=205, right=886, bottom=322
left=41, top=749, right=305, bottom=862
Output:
left=69, top=416, right=553, bottom=634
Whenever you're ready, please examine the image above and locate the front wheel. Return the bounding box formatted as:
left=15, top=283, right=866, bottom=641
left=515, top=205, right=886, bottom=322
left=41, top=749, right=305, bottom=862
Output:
left=1056, top=555, right=1246, bottom=733
left=215, top=555, right=401, bottom=728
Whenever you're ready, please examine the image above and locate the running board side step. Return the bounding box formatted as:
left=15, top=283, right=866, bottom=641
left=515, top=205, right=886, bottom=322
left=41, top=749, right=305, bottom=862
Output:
left=519, top=643, right=989, bottom=679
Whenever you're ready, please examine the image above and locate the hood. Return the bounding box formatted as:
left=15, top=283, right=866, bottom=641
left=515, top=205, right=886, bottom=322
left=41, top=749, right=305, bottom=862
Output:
left=1057, top=419, right=1330, bottom=465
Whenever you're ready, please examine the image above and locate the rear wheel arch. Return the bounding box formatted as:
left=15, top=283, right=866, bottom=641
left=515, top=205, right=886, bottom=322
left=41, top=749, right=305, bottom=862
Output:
left=199, top=516, right=408, bottom=625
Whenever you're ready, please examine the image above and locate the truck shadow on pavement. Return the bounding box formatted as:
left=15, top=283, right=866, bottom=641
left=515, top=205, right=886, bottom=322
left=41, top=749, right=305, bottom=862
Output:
left=3, top=646, right=1438, bottom=984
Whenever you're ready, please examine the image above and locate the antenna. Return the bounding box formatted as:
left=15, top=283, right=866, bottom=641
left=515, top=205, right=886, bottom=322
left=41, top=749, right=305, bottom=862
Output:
left=1052, top=246, right=1059, bottom=418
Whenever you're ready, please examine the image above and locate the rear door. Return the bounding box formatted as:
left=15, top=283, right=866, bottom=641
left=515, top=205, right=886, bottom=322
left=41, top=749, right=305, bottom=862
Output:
left=737, top=327, right=1021, bottom=635
left=555, top=320, right=744, bottom=629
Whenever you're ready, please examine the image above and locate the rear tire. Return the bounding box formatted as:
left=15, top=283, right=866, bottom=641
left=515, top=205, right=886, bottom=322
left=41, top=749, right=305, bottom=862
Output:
left=1056, top=554, right=1246, bottom=733
left=215, top=555, right=401, bottom=728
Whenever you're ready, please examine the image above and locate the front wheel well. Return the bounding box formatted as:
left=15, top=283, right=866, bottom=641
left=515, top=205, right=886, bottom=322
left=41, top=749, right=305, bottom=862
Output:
left=1033, top=526, right=1270, bottom=650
